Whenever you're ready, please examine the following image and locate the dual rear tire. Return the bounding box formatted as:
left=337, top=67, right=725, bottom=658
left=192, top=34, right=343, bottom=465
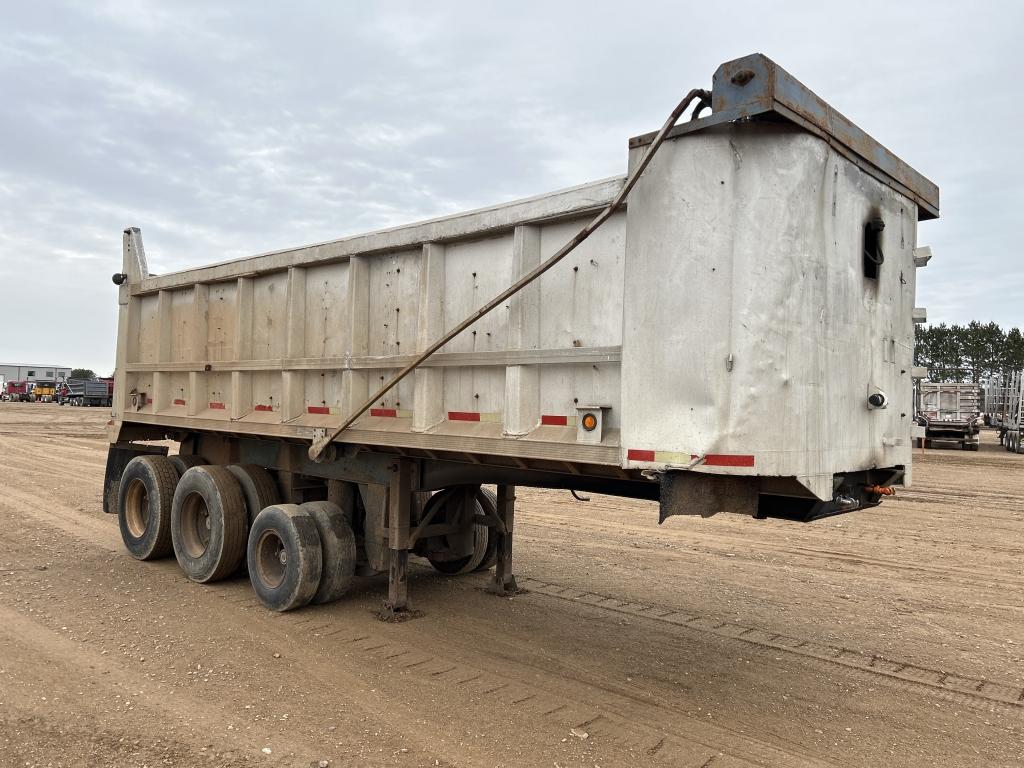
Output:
left=247, top=501, right=357, bottom=612
left=118, top=455, right=177, bottom=561
left=117, top=456, right=356, bottom=612
left=171, top=466, right=248, bottom=583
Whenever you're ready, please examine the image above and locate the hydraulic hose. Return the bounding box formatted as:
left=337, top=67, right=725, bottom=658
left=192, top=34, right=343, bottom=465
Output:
left=310, top=88, right=711, bottom=462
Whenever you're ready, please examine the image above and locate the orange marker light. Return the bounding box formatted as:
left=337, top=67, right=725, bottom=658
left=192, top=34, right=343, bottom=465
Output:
left=864, top=485, right=896, bottom=496
left=581, top=413, right=598, bottom=432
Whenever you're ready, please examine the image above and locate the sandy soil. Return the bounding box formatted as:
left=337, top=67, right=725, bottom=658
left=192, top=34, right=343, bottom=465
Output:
left=0, top=404, right=1021, bottom=767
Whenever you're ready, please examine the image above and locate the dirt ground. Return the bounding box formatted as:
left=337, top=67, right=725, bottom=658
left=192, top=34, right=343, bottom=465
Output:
left=0, top=404, right=1021, bottom=768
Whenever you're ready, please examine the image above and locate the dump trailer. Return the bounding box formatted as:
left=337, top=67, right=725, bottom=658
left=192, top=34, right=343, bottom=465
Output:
left=916, top=382, right=981, bottom=450
left=59, top=377, right=114, bottom=407
left=104, top=53, right=939, bottom=616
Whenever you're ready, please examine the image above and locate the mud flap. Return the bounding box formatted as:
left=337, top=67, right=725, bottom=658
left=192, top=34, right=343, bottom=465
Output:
left=102, top=442, right=169, bottom=514
left=658, top=472, right=758, bottom=523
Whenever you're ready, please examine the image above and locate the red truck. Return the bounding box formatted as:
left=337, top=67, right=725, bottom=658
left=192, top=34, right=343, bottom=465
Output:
left=3, top=380, right=31, bottom=402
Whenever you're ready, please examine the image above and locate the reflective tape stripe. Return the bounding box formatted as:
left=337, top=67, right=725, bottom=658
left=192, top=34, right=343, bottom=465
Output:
left=627, top=449, right=656, bottom=462
left=627, top=449, right=755, bottom=467
left=703, top=454, right=755, bottom=467
left=541, top=414, right=569, bottom=426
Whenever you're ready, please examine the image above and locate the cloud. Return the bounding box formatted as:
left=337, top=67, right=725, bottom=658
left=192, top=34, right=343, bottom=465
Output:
left=0, top=0, right=1021, bottom=374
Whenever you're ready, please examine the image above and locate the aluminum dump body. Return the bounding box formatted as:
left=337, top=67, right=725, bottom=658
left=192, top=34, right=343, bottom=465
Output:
left=916, top=382, right=981, bottom=448
left=917, top=382, right=981, bottom=424
left=111, top=54, right=939, bottom=515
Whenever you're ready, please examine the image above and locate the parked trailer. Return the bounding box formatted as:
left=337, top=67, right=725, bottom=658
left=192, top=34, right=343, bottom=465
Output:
left=104, top=54, right=939, bottom=615
left=982, top=376, right=1009, bottom=429
left=59, top=378, right=114, bottom=407
left=998, top=371, right=1024, bottom=452
left=915, top=382, right=981, bottom=450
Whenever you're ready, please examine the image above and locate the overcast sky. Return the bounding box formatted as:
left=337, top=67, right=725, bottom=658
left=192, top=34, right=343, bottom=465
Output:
left=1, top=1, right=1020, bottom=374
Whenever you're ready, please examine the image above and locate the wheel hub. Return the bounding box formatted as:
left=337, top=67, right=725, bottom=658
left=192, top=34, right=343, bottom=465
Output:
left=255, top=530, right=288, bottom=589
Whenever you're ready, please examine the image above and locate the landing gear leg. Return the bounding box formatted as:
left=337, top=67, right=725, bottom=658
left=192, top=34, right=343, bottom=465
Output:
left=381, top=458, right=415, bottom=620
left=487, top=484, right=520, bottom=596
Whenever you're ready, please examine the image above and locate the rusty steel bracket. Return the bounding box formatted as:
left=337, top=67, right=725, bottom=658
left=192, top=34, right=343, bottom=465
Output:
left=629, top=53, right=939, bottom=221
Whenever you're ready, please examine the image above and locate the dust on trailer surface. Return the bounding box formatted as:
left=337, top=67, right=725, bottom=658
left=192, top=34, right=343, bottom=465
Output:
left=103, top=53, right=940, bottom=615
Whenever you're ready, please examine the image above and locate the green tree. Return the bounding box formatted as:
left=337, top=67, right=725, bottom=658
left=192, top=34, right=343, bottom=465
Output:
left=69, top=368, right=96, bottom=380
left=961, top=321, right=1005, bottom=383
left=915, top=323, right=965, bottom=381
left=1003, top=328, right=1024, bottom=374
left=915, top=322, right=1024, bottom=383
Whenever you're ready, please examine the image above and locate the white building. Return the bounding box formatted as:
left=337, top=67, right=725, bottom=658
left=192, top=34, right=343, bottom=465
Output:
left=0, top=363, right=73, bottom=383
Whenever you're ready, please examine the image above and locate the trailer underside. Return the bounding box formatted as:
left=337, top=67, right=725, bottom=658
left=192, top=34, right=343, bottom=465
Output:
left=105, top=424, right=902, bottom=615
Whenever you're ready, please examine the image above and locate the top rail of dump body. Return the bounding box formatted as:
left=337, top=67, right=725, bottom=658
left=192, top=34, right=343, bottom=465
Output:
left=630, top=54, right=938, bottom=220
left=128, top=177, right=628, bottom=296
left=127, top=53, right=937, bottom=298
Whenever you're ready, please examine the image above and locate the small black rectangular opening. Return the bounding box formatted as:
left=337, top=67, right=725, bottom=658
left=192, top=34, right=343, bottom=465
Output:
left=863, top=217, right=884, bottom=279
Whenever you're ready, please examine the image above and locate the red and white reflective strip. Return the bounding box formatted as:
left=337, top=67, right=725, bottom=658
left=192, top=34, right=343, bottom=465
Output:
left=540, top=414, right=576, bottom=426
left=307, top=405, right=339, bottom=415
left=254, top=404, right=275, bottom=412
left=448, top=411, right=502, bottom=423
left=369, top=407, right=412, bottom=418
left=626, top=449, right=755, bottom=468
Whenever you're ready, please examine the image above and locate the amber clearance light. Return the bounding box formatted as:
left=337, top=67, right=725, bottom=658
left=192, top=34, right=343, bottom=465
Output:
left=581, top=413, right=598, bottom=432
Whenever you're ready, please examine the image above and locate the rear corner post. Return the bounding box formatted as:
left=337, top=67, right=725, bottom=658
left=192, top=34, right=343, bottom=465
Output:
left=487, top=483, right=520, bottom=596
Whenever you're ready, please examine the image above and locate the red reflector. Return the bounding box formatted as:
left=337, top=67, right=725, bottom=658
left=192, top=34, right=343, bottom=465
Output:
left=307, top=406, right=330, bottom=415
left=627, top=449, right=656, bottom=462
left=370, top=408, right=397, bottom=417
left=173, top=398, right=186, bottom=406
left=254, top=404, right=273, bottom=412
left=703, top=454, right=755, bottom=467
left=540, top=414, right=568, bottom=426
left=208, top=402, right=226, bottom=410
left=448, top=411, right=481, bottom=422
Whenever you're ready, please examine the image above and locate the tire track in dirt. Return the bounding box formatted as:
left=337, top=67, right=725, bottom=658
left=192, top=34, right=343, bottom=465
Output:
left=509, top=575, right=1024, bottom=712
left=199, top=578, right=836, bottom=768
left=0, top=485, right=117, bottom=550
left=515, top=513, right=1024, bottom=593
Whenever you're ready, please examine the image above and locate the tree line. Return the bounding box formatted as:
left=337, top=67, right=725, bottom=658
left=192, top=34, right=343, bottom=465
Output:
left=914, top=322, right=1024, bottom=383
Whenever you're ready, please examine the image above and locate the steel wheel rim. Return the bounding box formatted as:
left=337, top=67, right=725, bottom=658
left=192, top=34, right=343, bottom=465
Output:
left=180, top=492, right=211, bottom=558
left=124, top=478, right=149, bottom=538
left=255, top=530, right=287, bottom=588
